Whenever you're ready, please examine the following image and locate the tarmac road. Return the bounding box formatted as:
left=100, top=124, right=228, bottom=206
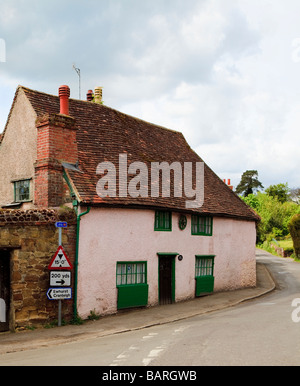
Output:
left=1, top=249, right=299, bottom=366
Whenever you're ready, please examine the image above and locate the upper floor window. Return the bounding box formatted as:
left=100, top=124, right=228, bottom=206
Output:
left=191, top=215, right=213, bottom=236
left=154, top=210, right=172, bottom=231
left=14, top=179, right=30, bottom=202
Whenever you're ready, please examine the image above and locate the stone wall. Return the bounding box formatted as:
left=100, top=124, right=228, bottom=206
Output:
left=0, top=208, right=76, bottom=330
left=270, top=243, right=294, bottom=258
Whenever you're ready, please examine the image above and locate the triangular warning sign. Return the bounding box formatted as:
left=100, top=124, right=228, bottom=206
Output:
left=48, top=246, right=73, bottom=270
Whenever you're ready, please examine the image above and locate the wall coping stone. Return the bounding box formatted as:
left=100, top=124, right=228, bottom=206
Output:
left=0, top=208, right=76, bottom=226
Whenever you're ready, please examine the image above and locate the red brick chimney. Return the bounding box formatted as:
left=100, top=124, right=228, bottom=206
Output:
left=34, top=85, right=77, bottom=207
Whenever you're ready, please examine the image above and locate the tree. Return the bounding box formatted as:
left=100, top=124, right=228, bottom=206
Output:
left=265, top=183, right=289, bottom=203
left=235, top=170, right=264, bottom=197
left=288, top=214, right=300, bottom=259
left=289, top=188, right=300, bottom=205
left=243, top=192, right=299, bottom=243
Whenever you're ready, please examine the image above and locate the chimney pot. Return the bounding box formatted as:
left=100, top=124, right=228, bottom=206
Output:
left=94, top=86, right=103, bottom=104
left=87, top=89, right=93, bottom=102
left=59, top=85, right=70, bottom=115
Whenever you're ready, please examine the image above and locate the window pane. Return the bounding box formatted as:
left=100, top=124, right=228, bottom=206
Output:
left=155, top=211, right=171, bottom=230
left=155, top=211, right=160, bottom=229
left=159, top=212, right=164, bottom=229
left=192, top=216, right=213, bottom=235
left=15, top=180, right=30, bottom=201
left=191, top=215, right=197, bottom=234
left=199, top=217, right=205, bottom=233
left=127, top=264, right=134, bottom=284
left=201, top=260, right=206, bottom=276
left=117, top=262, right=147, bottom=286
left=136, top=263, right=145, bottom=284
left=206, top=217, right=212, bottom=235
left=165, top=212, right=169, bottom=228
left=195, top=257, right=214, bottom=277
left=117, top=263, right=127, bottom=285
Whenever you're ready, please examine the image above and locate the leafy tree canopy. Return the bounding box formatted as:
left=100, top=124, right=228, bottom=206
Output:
left=235, top=170, right=264, bottom=197
left=265, top=183, right=289, bottom=203
left=288, top=214, right=300, bottom=259
left=289, top=187, right=300, bottom=205
left=242, top=192, right=300, bottom=243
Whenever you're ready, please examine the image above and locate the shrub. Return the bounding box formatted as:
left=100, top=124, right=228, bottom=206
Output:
left=288, top=214, right=300, bottom=259
left=243, top=193, right=299, bottom=243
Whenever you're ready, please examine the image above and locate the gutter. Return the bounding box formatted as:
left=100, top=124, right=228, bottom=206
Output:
left=74, top=205, right=90, bottom=318
left=62, top=169, right=90, bottom=318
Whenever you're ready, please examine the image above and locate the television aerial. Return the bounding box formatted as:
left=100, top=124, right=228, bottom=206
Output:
left=72, top=64, right=81, bottom=100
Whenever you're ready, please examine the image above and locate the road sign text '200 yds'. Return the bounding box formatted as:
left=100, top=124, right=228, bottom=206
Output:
left=50, top=271, right=71, bottom=287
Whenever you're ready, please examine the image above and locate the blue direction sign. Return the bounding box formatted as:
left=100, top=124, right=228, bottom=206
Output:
left=47, top=287, right=72, bottom=300
left=55, top=221, right=67, bottom=228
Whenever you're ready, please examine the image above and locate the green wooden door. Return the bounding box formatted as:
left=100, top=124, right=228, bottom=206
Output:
left=116, top=262, right=148, bottom=310
left=195, top=255, right=215, bottom=296
left=158, top=254, right=175, bottom=305
left=117, top=284, right=149, bottom=309
left=195, top=276, right=214, bottom=296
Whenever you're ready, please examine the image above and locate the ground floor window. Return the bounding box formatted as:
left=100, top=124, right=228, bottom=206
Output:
left=116, top=261, right=148, bottom=309
left=195, top=256, right=214, bottom=277
left=195, top=255, right=215, bottom=296
left=116, top=262, right=146, bottom=285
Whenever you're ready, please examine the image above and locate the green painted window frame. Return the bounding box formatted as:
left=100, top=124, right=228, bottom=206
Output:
left=191, top=215, right=213, bottom=236
left=14, top=179, right=30, bottom=202
left=154, top=210, right=172, bottom=231
left=195, top=255, right=215, bottom=277
left=116, top=261, right=147, bottom=286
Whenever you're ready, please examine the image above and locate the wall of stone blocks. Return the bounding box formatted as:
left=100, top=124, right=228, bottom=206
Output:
left=0, top=208, right=76, bottom=330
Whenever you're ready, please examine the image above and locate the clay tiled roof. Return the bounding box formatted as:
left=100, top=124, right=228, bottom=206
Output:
left=22, top=86, right=259, bottom=221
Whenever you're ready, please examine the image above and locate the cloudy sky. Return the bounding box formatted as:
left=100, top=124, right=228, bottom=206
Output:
left=0, top=0, right=299, bottom=189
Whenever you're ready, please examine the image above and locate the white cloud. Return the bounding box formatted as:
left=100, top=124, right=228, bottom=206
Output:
left=0, top=0, right=299, bottom=189
left=180, top=0, right=227, bottom=54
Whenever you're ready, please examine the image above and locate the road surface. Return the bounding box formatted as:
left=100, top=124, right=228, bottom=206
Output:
left=1, top=250, right=300, bottom=366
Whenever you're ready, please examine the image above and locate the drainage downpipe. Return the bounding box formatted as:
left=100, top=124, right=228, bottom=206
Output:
left=74, top=206, right=90, bottom=318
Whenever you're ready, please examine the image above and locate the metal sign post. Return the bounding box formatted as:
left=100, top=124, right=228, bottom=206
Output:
left=58, top=293, right=62, bottom=327
left=57, top=225, right=63, bottom=326
left=47, top=221, right=72, bottom=327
